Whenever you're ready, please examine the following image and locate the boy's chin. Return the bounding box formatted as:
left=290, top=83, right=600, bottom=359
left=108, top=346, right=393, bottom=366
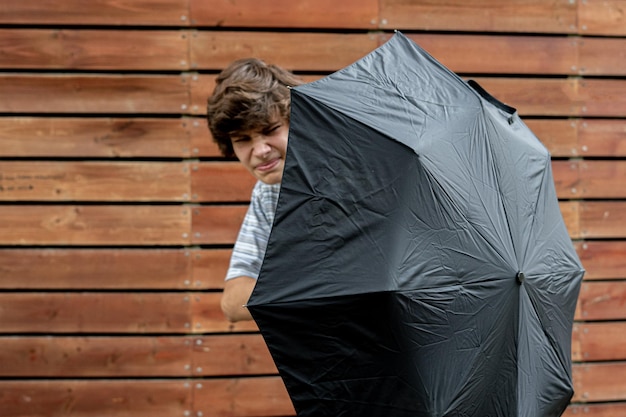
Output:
left=257, top=172, right=282, bottom=185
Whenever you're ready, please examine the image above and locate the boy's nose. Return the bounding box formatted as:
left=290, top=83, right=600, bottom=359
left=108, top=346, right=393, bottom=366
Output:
left=252, top=137, right=271, bottom=157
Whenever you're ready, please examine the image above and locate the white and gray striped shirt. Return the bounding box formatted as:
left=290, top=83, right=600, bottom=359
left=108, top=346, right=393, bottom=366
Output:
left=225, top=181, right=281, bottom=280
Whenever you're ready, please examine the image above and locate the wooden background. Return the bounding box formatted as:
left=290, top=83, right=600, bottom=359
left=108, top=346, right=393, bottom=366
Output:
left=0, top=0, right=625, bottom=416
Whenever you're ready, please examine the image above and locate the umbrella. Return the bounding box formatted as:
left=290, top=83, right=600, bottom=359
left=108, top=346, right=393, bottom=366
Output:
left=247, top=31, right=584, bottom=417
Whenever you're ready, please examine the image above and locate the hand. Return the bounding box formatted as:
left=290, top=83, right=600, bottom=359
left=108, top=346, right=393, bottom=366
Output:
left=221, top=276, right=257, bottom=322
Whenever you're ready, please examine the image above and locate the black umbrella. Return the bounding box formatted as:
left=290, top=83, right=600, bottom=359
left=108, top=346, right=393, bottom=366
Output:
left=247, top=32, right=584, bottom=417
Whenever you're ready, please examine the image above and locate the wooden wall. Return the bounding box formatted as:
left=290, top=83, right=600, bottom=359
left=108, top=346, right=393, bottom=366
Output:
left=0, top=1, right=624, bottom=416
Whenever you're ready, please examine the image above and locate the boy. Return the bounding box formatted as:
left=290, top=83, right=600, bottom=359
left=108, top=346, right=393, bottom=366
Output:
left=207, top=58, right=303, bottom=322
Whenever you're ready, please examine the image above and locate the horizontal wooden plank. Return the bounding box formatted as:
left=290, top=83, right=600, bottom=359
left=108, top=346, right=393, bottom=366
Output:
left=196, top=160, right=626, bottom=202
left=576, top=281, right=626, bottom=321
left=573, top=362, right=626, bottom=402
left=577, top=119, right=626, bottom=157
left=473, top=77, right=626, bottom=117
left=407, top=33, right=580, bottom=76
left=4, top=321, right=625, bottom=377
left=193, top=32, right=624, bottom=75
left=1, top=159, right=622, bottom=202
left=564, top=403, right=626, bottom=417
left=202, top=201, right=615, bottom=243
left=575, top=241, right=626, bottom=280
left=2, top=284, right=623, bottom=334
left=4, top=0, right=623, bottom=38
left=579, top=0, right=626, bottom=36
left=0, top=161, right=190, bottom=201
left=2, top=74, right=625, bottom=118
left=573, top=322, right=626, bottom=362
left=578, top=78, right=626, bottom=117
left=0, top=378, right=292, bottom=417
left=0, top=334, right=275, bottom=377
left=0, top=0, right=190, bottom=26
left=0, top=241, right=619, bottom=290
left=193, top=334, right=276, bottom=376
left=189, top=202, right=611, bottom=244
left=579, top=201, right=626, bottom=239
left=552, top=160, right=626, bottom=199
left=197, top=377, right=294, bottom=417
left=189, top=0, right=377, bottom=29
left=0, top=29, right=188, bottom=70
left=379, top=0, right=578, bottom=34
left=0, top=292, right=257, bottom=334
left=0, top=117, right=621, bottom=159
left=0, top=293, right=192, bottom=334
left=0, top=116, right=218, bottom=158
left=0, top=336, right=191, bottom=377
left=190, top=31, right=379, bottom=72
left=0, top=202, right=620, bottom=246
left=526, top=119, right=579, bottom=157
left=0, top=205, right=191, bottom=245
left=194, top=75, right=626, bottom=118
left=0, top=380, right=193, bottom=417
left=474, top=118, right=626, bottom=158
left=0, top=74, right=195, bottom=114
left=191, top=162, right=257, bottom=203
left=0, top=205, right=249, bottom=246
left=0, top=248, right=230, bottom=289
left=192, top=205, right=248, bottom=245
left=1, top=376, right=624, bottom=417
left=579, top=37, right=626, bottom=76
left=3, top=30, right=624, bottom=76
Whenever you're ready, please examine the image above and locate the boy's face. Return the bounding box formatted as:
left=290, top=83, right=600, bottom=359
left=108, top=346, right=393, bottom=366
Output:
left=230, top=119, right=289, bottom=185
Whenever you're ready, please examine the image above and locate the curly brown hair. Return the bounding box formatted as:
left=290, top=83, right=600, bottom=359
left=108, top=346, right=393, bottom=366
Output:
left=206, top=58, right=303, bottom=158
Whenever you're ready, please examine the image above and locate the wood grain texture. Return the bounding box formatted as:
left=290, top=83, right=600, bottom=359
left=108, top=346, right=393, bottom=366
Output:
left=0, top=292, right=256, bottom=334
left=0, top=0, right=190, bottom=26
left=564, top=403, right=626, bottom=417
left=190, top=31, right=380, bottom=72
left=196, top=377, right=294, bottom=417
left=378, top=0, right=578, bottom=33
left=552, top=160, right=626, bottom=199
left=572, top=322, right=626, bottom=361
left=0, top=248, right=230, bottom=289
left=0, top=74, right=193, bottom=114
left=575, top=281, right=626, bottom=321
left=0, top=203, right=619, bottom=245
left=0, top=334, right=275, bottom=377
left=0, top=380, right=193, bottom=417
left=0, top=29, right=189, bottom=70
left=0, top=159, right=622, bottom=203
left=579, top=0, right=626, bottom=36
left=189, top=0, right=378, bottom=29
left=0, top=205, right=191, bottom=245
left=574, top=241, right=626, bottom=280
left=190, top=162, right=257, bottom=203
left=1, top=117, right=621, bottom=158
left=3, top=30, right=623, bottom=76
left=2, top=74, right=625, bottom=117
left=573, top=362, right=626, bottom=402
left=0, top=161, right=190, bottom=201
left=0, top=116, right=217, bottom=158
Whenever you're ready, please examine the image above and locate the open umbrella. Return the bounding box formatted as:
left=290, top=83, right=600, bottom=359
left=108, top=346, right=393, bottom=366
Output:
left=247, top=32, right=584, bottom=417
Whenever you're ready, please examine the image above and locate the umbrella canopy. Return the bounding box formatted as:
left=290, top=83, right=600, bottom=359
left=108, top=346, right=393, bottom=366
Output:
left=247, top=32, right=584, bottom=417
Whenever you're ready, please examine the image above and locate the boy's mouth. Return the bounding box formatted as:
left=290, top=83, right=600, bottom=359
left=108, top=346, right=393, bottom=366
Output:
left=256, top=158, right=280, bottom=172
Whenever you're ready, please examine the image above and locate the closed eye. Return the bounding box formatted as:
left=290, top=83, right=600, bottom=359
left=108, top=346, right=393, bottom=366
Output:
left=231, top=135, right=250, bottom=143
left=263, top=124, right=281, bottom=135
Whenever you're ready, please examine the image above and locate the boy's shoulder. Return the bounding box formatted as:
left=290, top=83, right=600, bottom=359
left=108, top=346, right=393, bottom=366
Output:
left=252, top=181, right=281, bottom=196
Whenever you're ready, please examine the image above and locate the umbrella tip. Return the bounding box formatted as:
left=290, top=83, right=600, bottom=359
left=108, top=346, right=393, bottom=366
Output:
left=516, top=272, right=525, bottom=284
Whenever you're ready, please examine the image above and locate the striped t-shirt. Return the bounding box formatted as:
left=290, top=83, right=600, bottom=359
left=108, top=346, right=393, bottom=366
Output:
left=225, top=181, right=281, bottom=280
